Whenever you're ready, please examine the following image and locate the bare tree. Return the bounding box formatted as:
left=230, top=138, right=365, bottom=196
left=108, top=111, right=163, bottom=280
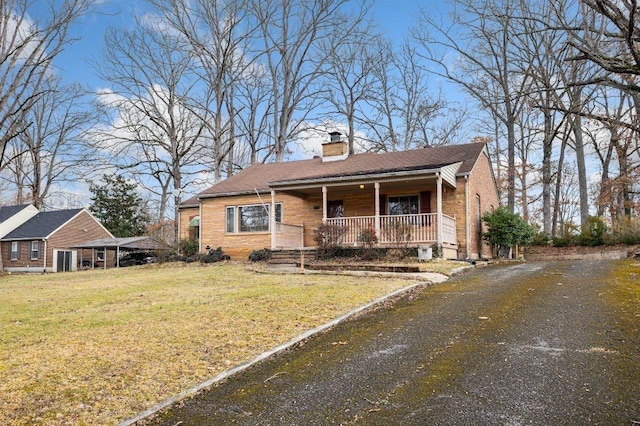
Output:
left=233, top=62, right=273, bottom=166
left=148, top=0, right=260, bottom=181
left=508, top=0, right=575, bottom=232
left=414, top=0, right=534, bottom=212
left=591, top=87, right=640, bottom=220
left=359, top=38, right=461, bottom=153
left=4, top=75, right=99, bottom=209
left=250, top=0, right=370, bottom=161
left=0, top=0, right=94, bottom=168
left=97, top=15, right=209, bottom=239
left=320, top=23, right=378, bottom=154
left=566, top=0, right=640, bottom=93
left=363, top=38, right=400, bottom=151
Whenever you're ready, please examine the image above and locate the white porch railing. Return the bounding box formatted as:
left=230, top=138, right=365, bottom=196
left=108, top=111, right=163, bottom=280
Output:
left=274, top=222, right=304, bottom=248
left=326, top=213, right=456, bottom=246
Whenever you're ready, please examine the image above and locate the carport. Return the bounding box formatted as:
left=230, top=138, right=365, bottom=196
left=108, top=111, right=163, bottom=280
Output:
left=72, top=237, right=171, bottom=268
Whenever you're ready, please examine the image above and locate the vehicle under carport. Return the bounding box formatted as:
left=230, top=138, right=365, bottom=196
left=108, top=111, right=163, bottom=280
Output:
left=71, top=236, right=171, bottom=269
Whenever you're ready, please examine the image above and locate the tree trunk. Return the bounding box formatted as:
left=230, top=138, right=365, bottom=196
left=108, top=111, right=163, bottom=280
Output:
left=571, top=113, right=590, bottom=229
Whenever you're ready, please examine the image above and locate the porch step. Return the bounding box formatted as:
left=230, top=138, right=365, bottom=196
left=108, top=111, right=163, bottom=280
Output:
left=268, top=249, right=316, bottom=264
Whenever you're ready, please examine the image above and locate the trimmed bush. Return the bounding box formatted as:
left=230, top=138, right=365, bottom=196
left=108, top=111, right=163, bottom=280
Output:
left=577, top=216, right=606, bottom=246
left=179, top=238, right=199, bottom=257
left=482, top=207, right=533, bottom=258
left=248, top=248, right=272, bottom=262
left=313, top=223, right=347, bottom=259
left=200, top=247, right=230, bottom=263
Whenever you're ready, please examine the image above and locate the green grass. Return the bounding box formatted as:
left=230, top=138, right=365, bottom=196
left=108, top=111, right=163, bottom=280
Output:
left=0, top=262, right=429, bottom=425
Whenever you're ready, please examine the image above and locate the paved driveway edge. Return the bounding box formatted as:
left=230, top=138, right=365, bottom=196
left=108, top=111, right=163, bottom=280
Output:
left=119, top=279, right=443, bottom=426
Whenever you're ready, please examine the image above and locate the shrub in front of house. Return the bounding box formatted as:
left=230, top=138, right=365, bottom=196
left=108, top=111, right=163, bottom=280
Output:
left=482, top=207, right=533, bottom=258
left=248, top=248, right=272, bottom=262
left=313, top=223, right=348, bottom=260
left=179, top=238, right=199, bottom=257
left=200, top=247, right=230, bottom=263
left=358, top=228, right=379, bottom=261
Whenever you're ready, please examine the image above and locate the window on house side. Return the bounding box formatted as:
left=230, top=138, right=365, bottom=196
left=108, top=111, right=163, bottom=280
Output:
left=30, top=241, right=41, bottom=260
left=10, top=241, right=19, bottom=260
left=239, top=205, right=269, bottom=232
left=228, top=203, right=282, bottom=233
left=226, top=206, right=235, bottom=233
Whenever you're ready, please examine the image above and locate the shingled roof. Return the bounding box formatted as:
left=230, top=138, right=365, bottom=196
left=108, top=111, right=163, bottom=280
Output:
left=1, top=209, right=84, bottom=240
left=198, top=142, right=487, bottom=198
left=0, top=204, right=32, bottom=222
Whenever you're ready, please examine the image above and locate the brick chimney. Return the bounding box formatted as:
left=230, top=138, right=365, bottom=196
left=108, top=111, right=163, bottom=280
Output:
left=322, top=131, right=348, bottom=162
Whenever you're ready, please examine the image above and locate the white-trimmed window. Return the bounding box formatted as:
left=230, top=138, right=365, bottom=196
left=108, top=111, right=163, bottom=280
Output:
left=226, top=206, right=236, bottom=233
left=10, top=241, right=20, bottom=260
left=226, top=203, right=282, bottom=233
left=30, top=241, right=41, bottom=260
left=388, top=195, right=419, bottom=215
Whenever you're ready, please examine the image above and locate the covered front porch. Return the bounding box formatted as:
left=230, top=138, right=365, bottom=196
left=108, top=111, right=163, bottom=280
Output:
left=268, top=163, right=462, bottom=255
left=325, top=213, right=456, bottom=247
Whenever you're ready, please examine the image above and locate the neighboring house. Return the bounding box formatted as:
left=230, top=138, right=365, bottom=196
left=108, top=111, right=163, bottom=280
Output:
left=1, top=208, right=114, bottom=273
left=0, top=204, right=39, bottom=238
left=180, top=135, right=500, bottom=260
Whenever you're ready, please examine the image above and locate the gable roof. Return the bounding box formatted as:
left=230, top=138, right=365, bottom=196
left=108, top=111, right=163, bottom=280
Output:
left=178, top=196, right=200, bottom=209
left=0, top=204, right=33, bottom=222
left=1, top=208, right=84, bottom=240
left=198, top=142, right=488, bottom=198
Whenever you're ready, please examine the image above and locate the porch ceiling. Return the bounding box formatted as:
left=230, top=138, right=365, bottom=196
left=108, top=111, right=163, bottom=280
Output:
left=276, top=175, right=442, bottom=197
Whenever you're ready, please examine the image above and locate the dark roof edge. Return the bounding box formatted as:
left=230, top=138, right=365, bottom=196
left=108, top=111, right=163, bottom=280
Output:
left=199, top=189, right=271, bottom=200
left=269, top=166, right=448, bottom=188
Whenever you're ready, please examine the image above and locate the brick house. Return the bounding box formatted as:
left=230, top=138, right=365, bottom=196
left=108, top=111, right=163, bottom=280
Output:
left=0, top=208, right=114, bottom=273
left=180, top=137, right=500, bottom=260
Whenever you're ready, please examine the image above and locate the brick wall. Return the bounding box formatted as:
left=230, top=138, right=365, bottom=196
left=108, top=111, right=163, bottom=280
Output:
left=467, top=151, right=500, bottom=259
left=438, top=150, right=499, bottom=259
left=322, top=141, right=347, bottom=157
left=48, top=210, right=114, bottom=270
left=1, top=241, right=46, bottom=270
left=2, top=210, right=113, bottom=271
left=178, top=206, right=200, bottom=241
left=199, top=193, right=322, bottom=259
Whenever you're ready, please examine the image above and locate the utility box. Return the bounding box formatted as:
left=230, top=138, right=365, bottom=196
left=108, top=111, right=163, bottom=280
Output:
left=418, top=246, right=433, bottom=262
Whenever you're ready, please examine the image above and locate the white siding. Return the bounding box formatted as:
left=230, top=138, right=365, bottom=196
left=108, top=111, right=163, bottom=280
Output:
left=441, top=162, right=462, bottom=187
left=0, top=205, right=39, bottom=238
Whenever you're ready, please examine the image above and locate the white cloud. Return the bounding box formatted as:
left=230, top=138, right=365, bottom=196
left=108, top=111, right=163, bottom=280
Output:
left=1, top=9, right=40, bottom=63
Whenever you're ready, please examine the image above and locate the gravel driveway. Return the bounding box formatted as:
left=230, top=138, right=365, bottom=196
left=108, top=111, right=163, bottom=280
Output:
left=146, top=260, right=640, bottom=425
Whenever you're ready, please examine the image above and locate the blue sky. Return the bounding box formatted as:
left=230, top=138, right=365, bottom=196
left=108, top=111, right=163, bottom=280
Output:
left=55, top=0, right=428, bottom=91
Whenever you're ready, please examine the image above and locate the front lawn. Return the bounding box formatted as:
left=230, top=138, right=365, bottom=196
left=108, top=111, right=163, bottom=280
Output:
left=0, top=263, right=424, bottom=425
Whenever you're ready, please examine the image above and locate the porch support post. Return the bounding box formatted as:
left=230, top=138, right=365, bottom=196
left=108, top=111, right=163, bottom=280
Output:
left=465, top=176, right=470, bottom=259
left=322, top=186, right=328, bottom=223
left=437, top=172, right=444, bottom=250
left=271, top=189, right=277, bottom=249
left=198, top=202, right=202, bottom=254
left=374, top=182, right=381, bottom=241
